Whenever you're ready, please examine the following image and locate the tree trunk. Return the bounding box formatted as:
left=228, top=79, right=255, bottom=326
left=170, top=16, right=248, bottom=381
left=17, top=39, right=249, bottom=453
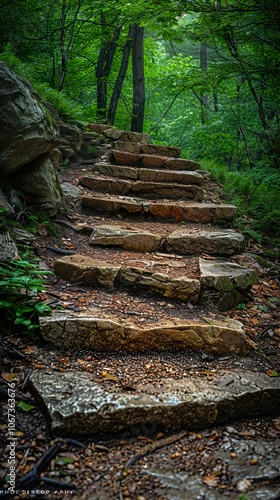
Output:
left=199, top=43, right=209, bottom=124
left=131, top=25, right=145, bottom=132
left=58, top=0, right=83, bottom=92
left=95, top=12, right=121, bottom=122
left=107, top=24, right=135, bottom=125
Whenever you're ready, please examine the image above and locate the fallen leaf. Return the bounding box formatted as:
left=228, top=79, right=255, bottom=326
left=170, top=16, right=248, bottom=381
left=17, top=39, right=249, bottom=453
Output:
left=58, top=357, right=69, bottom=365
left=17, top=401, right=35, bottom=412
left=203, top=472, right=220, bottom=487
left=23, top=345, right=37, bottom=355
left=266, top=369, right=279, bottom=377
left=1, top=372, right=18, bottom=383
left=101, top=371, right=118, bottom=381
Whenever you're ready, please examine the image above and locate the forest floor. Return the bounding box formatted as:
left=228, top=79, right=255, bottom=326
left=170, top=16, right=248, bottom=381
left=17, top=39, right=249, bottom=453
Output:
left=1, top=159, right=280, bottom=499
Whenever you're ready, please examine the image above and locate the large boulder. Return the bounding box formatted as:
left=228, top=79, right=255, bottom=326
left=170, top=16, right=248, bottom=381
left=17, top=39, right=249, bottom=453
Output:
left=9, top=153, right=62, bottom=216
left=0, top=62, right=59, bottom=178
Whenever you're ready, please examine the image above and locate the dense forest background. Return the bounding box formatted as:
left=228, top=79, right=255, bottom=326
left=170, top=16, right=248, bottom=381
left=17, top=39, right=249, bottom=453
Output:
left=1, top=0, right=279, bottom=250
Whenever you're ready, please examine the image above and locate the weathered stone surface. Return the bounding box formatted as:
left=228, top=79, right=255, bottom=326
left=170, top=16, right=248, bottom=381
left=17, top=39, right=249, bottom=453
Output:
left=112, top=150, right=142, bottom=165
left=87, top=123, right=113, bottom=133
left=164, top=158, right=200, bottom=171
left=54, top=254, right=200, bottom=302
left=82, top=195, right=237, bottom=223
left=80, top=175, right=132, bottom=195
left=200, top=258, right=258, bottom=292
left=61, top=182, right=82, bottom=198
left=92, top=163, right=204, bottom=185
left=0, top=231, right=19, bottom=260
left=58, top=123, right=82, bottom=159
left=215, top=437, right=280, bottom=482
left=54, top=255, right=120, bottom=287
left=103, top=128, right=122, bottom=140
left=131, top=181, right=203, bottom=200
left=39, top=311, right=248, bottom=355
left=114, top=141, right=142, bottom=154
left=89, top=225, right=245, bottom=257
left=167, top=230, right=245, bottom=256
left=118, top=267, right=200, bottom=302
left=81, top=195, right=143, bottom=214
left=0, top=62, right=59, bottom=177
left=141, top=144, right=181, bottom=158
left=141, top=154, right=166, bottom=168
left=149, top=202, right=237, bottom=223
left=119, top=131, right=150, bottom=144
left=92, top=163, right=139, bottom=180
left=80, top=175, right=204, bottom=200
left=199, top=258, right=259, bottom=311
left=138, top=168, right=204, bottom=185
left=29, top=367, right=280, bottom=434
left=10, top=154, right=62, bottom=216
left=89, top=225, right=161, bottom=252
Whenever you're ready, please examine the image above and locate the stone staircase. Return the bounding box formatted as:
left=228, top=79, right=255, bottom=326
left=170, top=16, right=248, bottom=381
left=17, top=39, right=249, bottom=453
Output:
left=30, top=127, right=280, bottom=436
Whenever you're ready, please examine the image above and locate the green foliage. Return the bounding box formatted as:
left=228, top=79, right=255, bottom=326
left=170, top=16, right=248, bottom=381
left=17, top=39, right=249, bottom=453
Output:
left=203, top=160, right=280, bottom=247
left=0, top=47, right=87, bottom=121
left=0, top=260, right=52, bottom=334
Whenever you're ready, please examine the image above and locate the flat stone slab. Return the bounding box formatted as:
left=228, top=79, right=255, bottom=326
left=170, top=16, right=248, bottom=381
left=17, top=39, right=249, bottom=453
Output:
left=112, top=150, right=199, bottom=169
left=81, top=195, right=237, bottom=222
left=79, top=174, right=204, bottom=200
left=166, top=229, right=245, bottom=256
left=29, top=368, right=280, bottom=434
left=92, top=163, right=204, bottom=184
left=81, top=195, right=143, bottom=214
left=39, top=311, right=248, bottom=354
left=54, top=254, right=200, bottom=302
left=149, top=201, right=237, bottom=222
left=89, top=224, right=245, bottom=256
left=89, top=224, right=162, bottom=252
left=199, top=258, right=259, bottom=311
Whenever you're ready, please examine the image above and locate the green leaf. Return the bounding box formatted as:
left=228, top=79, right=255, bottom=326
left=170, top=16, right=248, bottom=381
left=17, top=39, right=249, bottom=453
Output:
left=17, top=401, right=35, bottom=411
left=55, top=456, right=75, bottom=465
left=259, top=305, right=269, bottom=313
left=237, top=303, right=247, bottom=311
left=266, top=369, right=279, bottom=377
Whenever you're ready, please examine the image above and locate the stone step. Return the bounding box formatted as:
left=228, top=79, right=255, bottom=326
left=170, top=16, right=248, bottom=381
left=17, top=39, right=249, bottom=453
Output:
left=39, top=310, right=248, bottom=355
left=112, top=150, right=199, bottom=169
left=29, top=366, right=280, bottom=435
left=79, top=174, right=204, bottom=201
left=53, top=254, right=200, bottom=303
left=81, top=195, right=237, bottom=223
left=53, top=254, right=258, bottom=310
left=199, top=258, right=258, bottom=311
left=87, top=124, right=150, bottom=144
left=89, top=224, right=245, bottom=256
left=92, top=163, right=204, bottom=184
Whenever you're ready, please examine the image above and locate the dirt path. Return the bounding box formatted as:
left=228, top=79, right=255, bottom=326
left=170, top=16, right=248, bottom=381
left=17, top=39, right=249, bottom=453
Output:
left=1, top=143, right=280, bottom=499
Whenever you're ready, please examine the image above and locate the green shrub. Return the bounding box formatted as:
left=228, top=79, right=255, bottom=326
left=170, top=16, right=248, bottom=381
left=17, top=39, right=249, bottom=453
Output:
left=202, top=160, right=280, bottom=247
left=0, top=260, right=52, bottom=333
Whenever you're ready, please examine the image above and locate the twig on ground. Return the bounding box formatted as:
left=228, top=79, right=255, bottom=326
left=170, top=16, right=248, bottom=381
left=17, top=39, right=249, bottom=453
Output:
left=124, top=430, right=187, bottom=469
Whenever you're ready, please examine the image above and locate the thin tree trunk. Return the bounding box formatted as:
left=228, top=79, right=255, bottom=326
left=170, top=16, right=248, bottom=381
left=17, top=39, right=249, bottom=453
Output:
left=59, top=0, right=83, bottom=92
left=199, top=43, right=209, bottom=124
left=131, top=25, right=145, bottom=132
left=96, top=12, right=121, bottom=122
left=107, top=24, right=135, bottom=125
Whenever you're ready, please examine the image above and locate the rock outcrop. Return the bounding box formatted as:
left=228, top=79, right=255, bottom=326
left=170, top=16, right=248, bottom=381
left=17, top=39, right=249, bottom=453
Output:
left=0, top=62, right=62, bottom=219
left=0, top=62, right=59, bottom=177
